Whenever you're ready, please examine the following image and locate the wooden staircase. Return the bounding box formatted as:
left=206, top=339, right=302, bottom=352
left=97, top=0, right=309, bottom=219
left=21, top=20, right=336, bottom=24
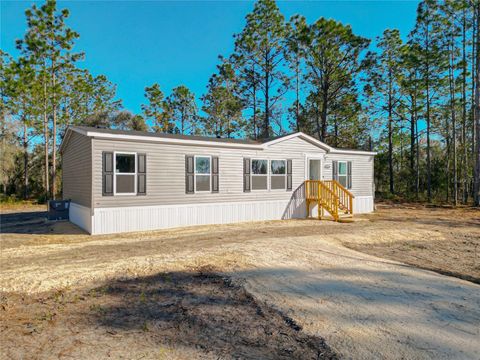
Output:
left=305, top=180, right=354, bottom=221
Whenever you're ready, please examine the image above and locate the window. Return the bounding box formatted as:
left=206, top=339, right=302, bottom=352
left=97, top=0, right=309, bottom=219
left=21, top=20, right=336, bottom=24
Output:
left=115, top=152, right=136, bottom=195
left=251, top=159, right=268, bottom=190
left=338, top=161, right=348, bottom=188
left=195, top=156, right=211, bottom=192
left=270, top=160, right=286, bottom=190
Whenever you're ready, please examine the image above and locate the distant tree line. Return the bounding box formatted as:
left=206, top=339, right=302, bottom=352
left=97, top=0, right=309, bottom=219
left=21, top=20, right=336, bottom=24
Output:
left=1, top=0, right=479, bottom=206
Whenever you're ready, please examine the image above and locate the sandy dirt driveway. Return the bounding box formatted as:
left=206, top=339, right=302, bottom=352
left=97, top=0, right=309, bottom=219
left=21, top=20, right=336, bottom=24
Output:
left=1, top=204, right=480, bottom=359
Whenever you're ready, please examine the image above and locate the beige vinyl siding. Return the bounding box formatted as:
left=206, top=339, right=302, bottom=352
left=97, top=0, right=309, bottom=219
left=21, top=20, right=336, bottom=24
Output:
left=92, top=136, right=327, bottom=208
left=62, top=131, right=92, bottom=207
left=324, top=154, right=374, bottom=197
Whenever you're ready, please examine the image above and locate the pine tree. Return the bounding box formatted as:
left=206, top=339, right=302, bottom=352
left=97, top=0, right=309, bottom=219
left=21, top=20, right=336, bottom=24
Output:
left=285, top=15, right=308, bottom=132
left=201, top=62, right=243, bottom=138
left=301, top=18, right=369, bottom=142
left=366, top=29, right=404, bottom=194
left=410, top=0, right=443, bottom=202
left=142, top=83, right=171, bottom=133
left=167, top=86, right=197, bottom=134
left=474, top=0, right=480, bottom=206
left=3, top=56, right=42, bottom=199
left=399, top=43, right=423, bottom=197
left=17, top=0, right=82, bottom=199
left=233, top=0, right=289, bottom=138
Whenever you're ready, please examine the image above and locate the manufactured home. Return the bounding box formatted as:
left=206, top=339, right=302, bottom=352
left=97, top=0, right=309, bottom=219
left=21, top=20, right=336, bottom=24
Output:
left=60, top=126, right=376, bottom=235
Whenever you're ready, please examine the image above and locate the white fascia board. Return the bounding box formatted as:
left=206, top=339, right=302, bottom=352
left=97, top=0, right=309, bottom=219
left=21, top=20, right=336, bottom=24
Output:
left=329, top=149, right=377, bottom=156
left=263, top=132, right=333, bottom=152
left=262, top=132, right=302, bottom=147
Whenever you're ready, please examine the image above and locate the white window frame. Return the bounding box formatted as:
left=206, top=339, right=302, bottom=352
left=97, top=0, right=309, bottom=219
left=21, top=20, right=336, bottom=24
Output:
left=251, top=158, right=269, bottom=191
left=113, top=151, right=137, bottom=196
left=270, top=159, right=287, bottom=191
left=337, top=160, right=348, bottom=188
left=194, top=155, right=212, bottom=193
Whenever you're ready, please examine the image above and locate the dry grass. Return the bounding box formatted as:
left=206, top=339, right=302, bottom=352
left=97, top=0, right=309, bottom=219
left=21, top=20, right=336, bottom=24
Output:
left=1, top=203, right=479, bottom=359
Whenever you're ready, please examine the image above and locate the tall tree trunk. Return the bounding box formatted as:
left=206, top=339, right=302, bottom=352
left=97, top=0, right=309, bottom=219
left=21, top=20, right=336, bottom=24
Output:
left=410, top=96, right=416, bottom=194
left=462, top=7, right=468, bottom=203
left=334, top=115, right=338, bottom=147
left=446, top=124, right=451, bottom=203
left=472, top=10, right=477, bottom=199
left=426, top=67, right=432, bottom=202
left=181, top=112, right=184, bottom=135
left=449, top=35, right=458, bottom=206
left=263, top=51, right=270, bottom=139
left=43, top=68, right=50, bottom=201
left=388, top=70, right=394, bottom=194
left=252, top=65, right=257, bottom=140
left=474, top=1, right=480, bottom=206
left=425, top=13, right=432, bottom=202
left=315, top=100, right=321, bottom=140
left=1, top=112, right=5, bottom=195
left=295, top=56, right=300, bottom=132
left=52, top=60, right=57, bottom=200
left=320, top=87, right=328, bottom=142
left=415, top=107, right=420, bottom=199
left=23, top=120, right=28, bottom=200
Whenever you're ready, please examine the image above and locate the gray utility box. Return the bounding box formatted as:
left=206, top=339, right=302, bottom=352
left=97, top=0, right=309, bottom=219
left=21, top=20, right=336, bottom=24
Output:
left=47, top=200, right=70, bottom=221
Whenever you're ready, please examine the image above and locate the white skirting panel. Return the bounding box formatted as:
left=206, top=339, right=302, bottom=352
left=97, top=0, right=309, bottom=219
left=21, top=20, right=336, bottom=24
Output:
left=353, top=196, right=374, bottom=214
left=92, top=199, right=307, bottom=235
left=69, top=202, right=92, bottom=234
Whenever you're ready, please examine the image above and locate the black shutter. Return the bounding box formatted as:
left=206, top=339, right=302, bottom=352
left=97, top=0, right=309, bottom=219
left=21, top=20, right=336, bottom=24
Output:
left=286, top=159, right=292, bottom=191
left=332, top=160, right=338, bottom=181
left=347, top=161, right=352, bottom=189
left=243, top=158, right=251, bottom=192
left=185, top=155, right=194, bottom=194
left=102, top=151, right=114, bottom=196
left=137, top=153, right=146, bottom=195
left=212, top=156, right=219, bottom=193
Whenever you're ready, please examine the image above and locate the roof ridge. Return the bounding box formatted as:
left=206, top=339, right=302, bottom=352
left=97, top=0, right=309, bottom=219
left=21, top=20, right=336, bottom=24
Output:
left=69, top=125, right=263, bottom=144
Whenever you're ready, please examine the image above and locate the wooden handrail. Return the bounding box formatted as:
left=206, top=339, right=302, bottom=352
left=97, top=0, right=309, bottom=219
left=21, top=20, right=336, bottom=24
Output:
left=304, top=179, right=354, bottom=220
left=305, top=180, right=340, bottom=220
left=332, top=180, right=355, bottom=199
left=319, top=180, right=354, bottom=215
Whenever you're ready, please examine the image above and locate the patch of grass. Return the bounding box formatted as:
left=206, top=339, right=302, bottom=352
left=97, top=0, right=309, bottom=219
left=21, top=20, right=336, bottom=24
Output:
left=89, top=304, right=106, bottom=315
left=403, top=243, right=428, bottom=250
left=161, top=273, right=172, bottom=283
left=88, top=286, right=108, bottom=298
left=37, top=311, right=55, bottom=322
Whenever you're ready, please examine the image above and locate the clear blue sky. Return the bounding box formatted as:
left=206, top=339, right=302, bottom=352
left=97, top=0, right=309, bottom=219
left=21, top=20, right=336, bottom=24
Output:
left=1, top=0, right=420, bottom=118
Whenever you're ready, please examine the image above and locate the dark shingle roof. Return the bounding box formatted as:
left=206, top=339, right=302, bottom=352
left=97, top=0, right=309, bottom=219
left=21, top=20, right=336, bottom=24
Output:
left=70, top=126, right=294, bottom=145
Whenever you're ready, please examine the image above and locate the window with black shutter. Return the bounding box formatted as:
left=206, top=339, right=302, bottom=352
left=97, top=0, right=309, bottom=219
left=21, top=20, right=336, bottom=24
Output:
left=102, top=152, right=114, bottom=196
left=243, top=158, right=251, bottom=192
left=287, top=159, right=292, bottom=191
left=212, top=156, right=219, bottom=193
left=185, top=155, right=194, bottom=194
left=137, top=153, right=146, bottom=195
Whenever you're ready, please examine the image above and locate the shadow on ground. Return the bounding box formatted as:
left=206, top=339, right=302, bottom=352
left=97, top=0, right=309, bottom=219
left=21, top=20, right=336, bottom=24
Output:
left=2, top=265, right=479, bottom=359
left=88, top=270, right=337, bottom=359
left=0, top=210, right=85, bottom=235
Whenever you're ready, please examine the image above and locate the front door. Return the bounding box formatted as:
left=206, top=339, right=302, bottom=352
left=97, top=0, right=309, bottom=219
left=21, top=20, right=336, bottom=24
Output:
left=307, top=158, right=322, bottom=180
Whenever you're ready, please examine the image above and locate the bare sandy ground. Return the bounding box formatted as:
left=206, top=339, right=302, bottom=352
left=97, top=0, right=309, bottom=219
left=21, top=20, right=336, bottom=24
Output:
left=1, top=204, right=479, bottom=359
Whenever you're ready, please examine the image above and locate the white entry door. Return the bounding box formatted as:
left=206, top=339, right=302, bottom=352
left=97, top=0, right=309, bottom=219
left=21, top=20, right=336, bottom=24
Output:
left=307, top=158, right=322, bottom=180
